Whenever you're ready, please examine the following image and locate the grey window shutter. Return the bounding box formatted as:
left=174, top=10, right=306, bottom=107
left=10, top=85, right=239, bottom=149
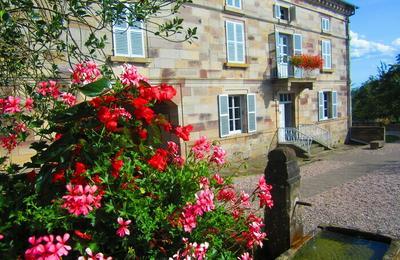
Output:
left=235, top=23, right=245, bottom=63
left=130, top=30, right=144, bottom=57
left=275, top=31, right=280, bottom=77
left=218, top=95, right=230, bottom=137
left=290, top=6, right=296, bottom=21
left=114, top=29, right=129, bottom=56
left=293, top=34, right=303, bottom=78
left=318, top=91, right=324, bottom=121
left=226, top=21, right=236, bottom=62
left=247, top=94, right=257, bottom=133
left=332, top=91, right=338, bottom=118
left=273, top=5, right=280, bottom=19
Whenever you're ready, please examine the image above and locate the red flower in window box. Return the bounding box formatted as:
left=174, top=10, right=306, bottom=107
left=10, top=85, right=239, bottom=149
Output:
left=290, top=54, right=323, bottom=71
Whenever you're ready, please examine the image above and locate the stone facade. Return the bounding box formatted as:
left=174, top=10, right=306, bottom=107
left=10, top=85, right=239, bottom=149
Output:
left=1, top=0, right=356, bottom=163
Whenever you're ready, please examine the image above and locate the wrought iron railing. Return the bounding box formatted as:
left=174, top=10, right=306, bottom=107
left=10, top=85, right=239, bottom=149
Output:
left=298, top=124, right=332, bottom=148
left=277, top=127, right=313, bottom=154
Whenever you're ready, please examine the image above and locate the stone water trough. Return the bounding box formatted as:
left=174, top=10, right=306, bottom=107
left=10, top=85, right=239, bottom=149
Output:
left=257, top=147, right=400, bottom=260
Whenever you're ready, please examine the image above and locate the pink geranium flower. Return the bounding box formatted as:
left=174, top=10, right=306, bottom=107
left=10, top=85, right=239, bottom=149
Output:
left=60, top=92, right=77, bottom=106
left=238, top=252, right=253, bottom=260
left=191, top=136, right=211, bottom=159
left=116, top=217, right=131, bottom=237
left=195, top=189, right=215, bottom=213
left=62, top=184, right=103, bottom=216
left=25, top=98, right=34, bottom=111
left=4, top=96, right=21, bottom=114
left=78, top=248, right=113, bottom=260
left=210, top=146, right=226, bottom=165
left=119, top=64, right=147, bottom=86
left=25, top=233, right=71, bottom=259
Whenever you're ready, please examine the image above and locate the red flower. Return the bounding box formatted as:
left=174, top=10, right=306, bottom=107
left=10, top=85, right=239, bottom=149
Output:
left=54, top=133, right=63, bottom=141
left=132, top=97, right=148, bottom=108
left=52, top=169, right=66, bottom=184
left=111, top=158, right=124, bottom=178
left=158, top=83, right=177, bottom=101
left=174, top=125, right=193, bottom=141
left=134, top=106, right=155, bottom=124
left=26, top=170, right=37, bottom=183
left=74, top=230, right=92, bottom=240
left=138, top=128, right=148, bottom=140
left=70, top=162, right=88, bottom=185
left=148, top=149, right=168, bottom=171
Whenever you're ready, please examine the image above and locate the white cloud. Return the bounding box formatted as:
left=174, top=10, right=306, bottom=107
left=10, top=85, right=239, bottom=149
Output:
left=350, top=31, right=396, bottom=58
left=392, top=38, right=400, bottom=47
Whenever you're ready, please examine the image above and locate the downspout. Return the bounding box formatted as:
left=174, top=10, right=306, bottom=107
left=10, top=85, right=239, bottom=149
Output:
left=345, top=16, right=352, bottom=132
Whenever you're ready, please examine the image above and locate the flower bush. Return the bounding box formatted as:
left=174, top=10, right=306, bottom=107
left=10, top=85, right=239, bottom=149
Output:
left=0, top=62, right=273, bottom=259
left=290, top=54, right=323, bottom=71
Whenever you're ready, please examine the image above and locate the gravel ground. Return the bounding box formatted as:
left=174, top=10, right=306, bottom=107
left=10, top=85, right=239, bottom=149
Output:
left=302, top=163, right=400, bottom=239
left=233, top=142, right=400, bottom=239
left=301, top=160, right=354, bottom=179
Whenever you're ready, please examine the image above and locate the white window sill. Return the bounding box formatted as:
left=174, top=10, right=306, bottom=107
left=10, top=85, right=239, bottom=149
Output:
left=109, top=55, right=151, bottom=64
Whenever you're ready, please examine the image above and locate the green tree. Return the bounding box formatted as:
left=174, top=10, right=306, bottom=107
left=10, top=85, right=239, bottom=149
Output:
left=0, top=0, right=197, bottom=93
left=352, top=54, right=400, bottom=122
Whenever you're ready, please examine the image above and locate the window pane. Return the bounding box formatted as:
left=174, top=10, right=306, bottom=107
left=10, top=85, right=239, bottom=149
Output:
left=235, top=119, right=241, bottom=130
left=130, top=30, right=144, bottom=57
left=234, top=107, right=241, bottom=118
left=229, top=120, right=234, bottom=131
left=234, top=96, right=241, bottom=105
left=229, top=108, right=233, bottom=119
left=226, top=22, right=235, bottom=41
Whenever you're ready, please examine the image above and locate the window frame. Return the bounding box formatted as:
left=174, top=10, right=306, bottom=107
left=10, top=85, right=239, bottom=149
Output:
left=228, top=95, right=243, bottom=134
left=225, top=20, right=246, bottom=64
left=113, top=20, right=146, bottom=58
left=274, top=4, right=290, bottom=21
left=319, top=91, right=338, bottom=121
left=226, top=0, right=242, bottom=9
left=321, top=39, right=332, bottom=70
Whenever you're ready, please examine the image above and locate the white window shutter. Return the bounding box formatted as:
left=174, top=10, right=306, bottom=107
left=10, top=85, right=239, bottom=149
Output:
left=247, top=94, right=257, bottom=133
left=318, top=91, right=324, bottom=121
left=114, top=29, right=129, bottom=56
left=218, top=95, right=230, bottom=137
left=273, top=4, right=280, bottom=19
left=332, top=91, right=338, bottom=118
left=226, top=21, right=236, bottom=62
left=293, top=34, right=303, bottom=78
left=235, top=23, right=245, bottom=63
left=130, top=30, right=144, bottom=57
left=290, top=6, right=296, bottom=21
left=275, top=31, right=280, bottom=77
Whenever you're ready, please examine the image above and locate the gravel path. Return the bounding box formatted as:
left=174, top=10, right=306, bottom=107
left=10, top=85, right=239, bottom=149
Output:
left=233, top=142, right=400, bottom=239
left=302, top=163, right=400, bottom=238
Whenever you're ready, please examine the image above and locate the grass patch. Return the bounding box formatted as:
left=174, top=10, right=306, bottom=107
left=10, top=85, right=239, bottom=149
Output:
left=386, top=135, right=400, bottom=143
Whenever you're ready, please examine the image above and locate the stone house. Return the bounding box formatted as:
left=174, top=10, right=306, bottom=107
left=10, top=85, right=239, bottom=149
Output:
left=110, top=0, right=356, bottom=159
left=3, top=0, right=357, bottom=163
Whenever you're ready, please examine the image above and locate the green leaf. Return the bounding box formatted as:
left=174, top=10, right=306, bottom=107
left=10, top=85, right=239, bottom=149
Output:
left=79, top=78, right=111, bottom=97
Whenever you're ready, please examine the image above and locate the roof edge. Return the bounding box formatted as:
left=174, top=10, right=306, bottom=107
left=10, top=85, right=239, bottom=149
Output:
left=304, top=0, right=357, bottom=16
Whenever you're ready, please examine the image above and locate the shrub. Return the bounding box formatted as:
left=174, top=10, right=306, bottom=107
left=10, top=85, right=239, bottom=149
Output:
left=0, top=63, right=273, bottom=259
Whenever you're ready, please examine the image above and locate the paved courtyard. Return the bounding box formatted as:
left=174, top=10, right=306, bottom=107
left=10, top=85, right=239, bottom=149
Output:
left=233, top=142, right=400, bottom=239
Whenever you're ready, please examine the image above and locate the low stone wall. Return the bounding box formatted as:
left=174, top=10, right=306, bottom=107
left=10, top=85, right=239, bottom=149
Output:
left=350, top=126, right=386, bottom=144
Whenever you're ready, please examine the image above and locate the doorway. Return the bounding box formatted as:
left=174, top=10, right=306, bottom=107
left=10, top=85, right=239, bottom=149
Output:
left=278, top=93, right=294, bottom=141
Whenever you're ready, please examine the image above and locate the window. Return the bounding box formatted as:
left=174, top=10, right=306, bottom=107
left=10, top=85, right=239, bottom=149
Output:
left=318, top=91, right=338, bottom=120
left=226, top=0, right=241, bottom=9
left=274, top=5, right=289, bottom=20
left=321, top=40, right=332, bottom=69
left=225, top=20, right=246, bottom=63
left=321, top=17, right=330, bottom=32
left=113, top=20, right=145, bottom=57
left=218, top=94, right=256, bottom=137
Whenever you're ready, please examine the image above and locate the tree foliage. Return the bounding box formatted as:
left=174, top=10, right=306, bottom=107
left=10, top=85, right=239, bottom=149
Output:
left=0, top=0, right=197, bottom=93
left=352, top=54, right=400, bottom=122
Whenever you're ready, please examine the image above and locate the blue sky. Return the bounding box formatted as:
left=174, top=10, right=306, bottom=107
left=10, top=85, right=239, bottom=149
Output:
left=349, top=0, right=400, bottom=88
